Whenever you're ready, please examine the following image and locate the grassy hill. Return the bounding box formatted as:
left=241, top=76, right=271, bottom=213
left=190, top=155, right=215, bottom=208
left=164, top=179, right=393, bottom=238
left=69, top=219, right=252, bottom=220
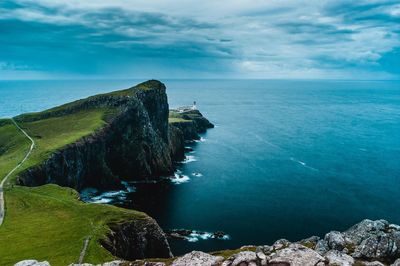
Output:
left=0, top=184, right=144, bottom=265
left=0, top=81, right=171, bottom=265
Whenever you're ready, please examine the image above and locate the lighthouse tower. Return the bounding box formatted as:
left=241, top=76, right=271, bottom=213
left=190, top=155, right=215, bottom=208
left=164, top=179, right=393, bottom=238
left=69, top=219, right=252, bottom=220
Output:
left=192, top=101, right=197, bottom=110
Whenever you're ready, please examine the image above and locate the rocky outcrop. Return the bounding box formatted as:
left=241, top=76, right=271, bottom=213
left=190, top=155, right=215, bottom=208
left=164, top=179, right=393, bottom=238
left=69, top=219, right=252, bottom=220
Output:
left=169, top=109, right=214, bottom=140
left=101, top=216, right=172, bottom=260
left=14, top=260, right=51, bottom=266
left=139, top=219, right=400, bottom=266
left=16, top=80, right=213, bottom=191
left=172, top=251, right=223, bottom=266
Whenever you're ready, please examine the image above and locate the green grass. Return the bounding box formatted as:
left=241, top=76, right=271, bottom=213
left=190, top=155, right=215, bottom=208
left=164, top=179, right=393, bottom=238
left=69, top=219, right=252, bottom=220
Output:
left=0, top=119, right=31, bottom=183
left=0, top=184, right=145, bottom=266
left=168, top=111, right=192, bottom=124
left=0, top=108, right=124, bottom=265
left=0, top=80, right=166, bottom=265
left=210, top=246, right=257, bottom=259
left=6, top=108, right=118, bottom=184
left=168, top=117, right=191, bottom=124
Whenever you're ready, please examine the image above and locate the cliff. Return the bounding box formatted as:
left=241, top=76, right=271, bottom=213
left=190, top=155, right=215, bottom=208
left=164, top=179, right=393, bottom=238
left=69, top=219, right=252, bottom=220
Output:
left=101, top=216, right=173, bottom=260
left=15, top=80, right=213, bottom=191
left=1, top=80, right=213, bottom=263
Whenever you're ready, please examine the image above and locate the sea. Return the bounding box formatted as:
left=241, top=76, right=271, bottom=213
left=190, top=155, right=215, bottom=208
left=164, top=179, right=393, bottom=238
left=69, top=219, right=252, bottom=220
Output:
left=1, top=79, right=399, bottom=255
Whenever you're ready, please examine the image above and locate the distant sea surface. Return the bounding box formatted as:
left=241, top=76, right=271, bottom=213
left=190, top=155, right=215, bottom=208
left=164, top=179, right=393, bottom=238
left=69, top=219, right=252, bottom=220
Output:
left=1, top=79, right=400, bottom=255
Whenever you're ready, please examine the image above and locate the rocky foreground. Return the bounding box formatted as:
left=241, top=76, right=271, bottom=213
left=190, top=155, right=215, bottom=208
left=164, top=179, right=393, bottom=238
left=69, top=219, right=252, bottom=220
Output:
left=16, top=219, right=400, bottom=266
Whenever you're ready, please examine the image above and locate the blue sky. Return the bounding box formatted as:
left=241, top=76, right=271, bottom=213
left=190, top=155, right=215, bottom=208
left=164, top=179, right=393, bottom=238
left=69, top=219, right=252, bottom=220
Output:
left=1, top=0, right=399, bottom=79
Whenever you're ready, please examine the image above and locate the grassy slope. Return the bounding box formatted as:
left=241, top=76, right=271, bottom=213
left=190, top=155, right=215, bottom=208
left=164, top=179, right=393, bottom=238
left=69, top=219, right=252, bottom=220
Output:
left=0, top=108, right=132, bottom=265
left=168, top=111, right=191, bottom=124
left=8, top=108, right=118, bottom=184
left=0, top=184, right=145, bottom=265
left=0, top=119, right=31, bottom=182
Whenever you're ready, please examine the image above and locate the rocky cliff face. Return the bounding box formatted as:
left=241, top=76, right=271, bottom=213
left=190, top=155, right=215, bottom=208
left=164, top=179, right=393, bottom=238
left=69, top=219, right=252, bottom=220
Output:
left=13, top=80, right=214, bottom=262
left=16, top=80, right=213, bottom=191
left=101, top=217, right=173, bottom=260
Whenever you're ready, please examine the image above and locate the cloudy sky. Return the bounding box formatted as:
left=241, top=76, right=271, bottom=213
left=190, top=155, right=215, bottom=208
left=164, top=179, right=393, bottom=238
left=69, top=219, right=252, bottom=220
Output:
left=1, top=0, right=399, bottom=79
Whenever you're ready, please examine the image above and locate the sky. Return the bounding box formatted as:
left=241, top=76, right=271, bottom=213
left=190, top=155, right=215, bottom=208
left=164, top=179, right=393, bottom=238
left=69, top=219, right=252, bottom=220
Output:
left=0, top=0, right=399, bottom=80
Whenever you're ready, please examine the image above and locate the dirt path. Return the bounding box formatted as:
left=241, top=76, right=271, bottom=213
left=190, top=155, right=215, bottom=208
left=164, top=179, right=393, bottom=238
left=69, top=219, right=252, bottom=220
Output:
left=0, top=119, right=35, bottom=226
left=79, top=236, right=91, bottom=264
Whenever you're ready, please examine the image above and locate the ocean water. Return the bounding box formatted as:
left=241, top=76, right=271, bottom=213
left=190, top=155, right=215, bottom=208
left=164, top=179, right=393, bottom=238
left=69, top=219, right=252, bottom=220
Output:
left=1, top=79, right=400, bottom=255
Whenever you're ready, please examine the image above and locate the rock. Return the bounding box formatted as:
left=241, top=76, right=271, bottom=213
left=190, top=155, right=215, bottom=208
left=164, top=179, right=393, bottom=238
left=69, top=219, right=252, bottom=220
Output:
left=15, top=261, right=51, bottom=266
left=344, top=219, right=389, bottom=245
left=325, top=231, right=346, bottom=251
left=101, top=216, right=172, bottom=260
left=315, top=239, right=329, bottom=255
left=102, top=261, right=124, bottom=266
left=272, top=239, right=291, bottom=250
left=171, top=251, right=223, bottom=266
left=229, top=251, right=258, bottom=266
left=391, top=258, right=400, bottom=266
left=325, top=250, right=354, bottom=266
left=256, top=245, right=271, bottom=255
left=268, top=243, right=325, bottom=266
left=389, top=224, right=400, bottom=232
left=352, top=231, right=400, bottom=260
left=213, top=231, right=226, bottom=239
left=143, top=263, right=166, bottom=266
left=256, top=251, right=266, bottom=260
left=299, top=236, right=320, bottom=249
left=363, top=261, right=385, bottom=266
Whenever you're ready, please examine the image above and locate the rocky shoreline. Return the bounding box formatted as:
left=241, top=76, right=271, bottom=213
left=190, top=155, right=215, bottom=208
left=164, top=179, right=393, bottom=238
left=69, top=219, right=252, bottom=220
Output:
left=16, top=219, right=400, bottom=266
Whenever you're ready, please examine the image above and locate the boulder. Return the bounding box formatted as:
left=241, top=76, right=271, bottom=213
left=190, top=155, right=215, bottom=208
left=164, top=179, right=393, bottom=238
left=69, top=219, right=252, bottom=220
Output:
left=15, top=261, right=51, bottom=266
left=171, top=251, right=223, bottom=266
left=325, top=250, right=354, bottom=266
left=325, top=231, right=346, bottom=251
left=142, top=263, right=166, bottom=266
left=271, top=239, right=291, bottom=250
left=268, top=243, right=325, bottom=266
left=228, top=251, right=258, bottom=266
left=314, top=239, right=329, bottom=255
left=102, top=261, right=124, bottom=266
left=391, top=258, right=400, bottom=266
left=363, top=261, right=385, bottom=266
left=344, top=219, right=389, bottom=245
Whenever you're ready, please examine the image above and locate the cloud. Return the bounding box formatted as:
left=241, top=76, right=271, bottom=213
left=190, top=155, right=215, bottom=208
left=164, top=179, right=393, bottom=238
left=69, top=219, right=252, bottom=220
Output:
left=0, top=0, right=399, bottom=79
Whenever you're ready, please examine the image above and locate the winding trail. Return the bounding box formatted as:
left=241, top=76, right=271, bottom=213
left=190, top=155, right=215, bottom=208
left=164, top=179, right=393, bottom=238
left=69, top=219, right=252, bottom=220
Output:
left=0, top=118, right=35, bottom=226
left=78, top=236, right=91, bottom=264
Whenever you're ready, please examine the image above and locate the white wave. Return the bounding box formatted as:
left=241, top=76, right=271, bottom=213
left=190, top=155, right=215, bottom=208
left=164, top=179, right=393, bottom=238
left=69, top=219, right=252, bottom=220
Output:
left=192, top=172, right=203, bottom=177
left=290, top=157, right=319, bottom=171
left=174, top=230, right=230, bottom=242
left=182, top=155, right=197, bottom=163
left=171, top=173, right=190, bottom=184
left=121, top=180, right=136, bottom=192
left=194, top=137, right=206, bottom=143
left=90, top=197, right=113, bottom=204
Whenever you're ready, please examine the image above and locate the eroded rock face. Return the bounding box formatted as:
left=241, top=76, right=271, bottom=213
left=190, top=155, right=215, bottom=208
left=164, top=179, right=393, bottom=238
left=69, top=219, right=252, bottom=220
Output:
left=171, top=251, right=223, bottom=266
left=16, top=80, right=213, bottom=192
left=101, top=216, right=172, bottom=261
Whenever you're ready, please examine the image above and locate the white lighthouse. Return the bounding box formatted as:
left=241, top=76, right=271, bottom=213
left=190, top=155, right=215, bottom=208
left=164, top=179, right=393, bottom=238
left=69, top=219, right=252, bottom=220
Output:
left=192, top=101, right=197, bottom=110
